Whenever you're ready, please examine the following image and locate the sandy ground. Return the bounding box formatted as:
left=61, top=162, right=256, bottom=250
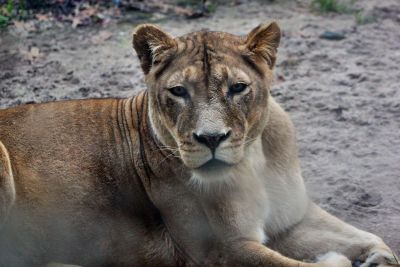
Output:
left=1, top=0, right=399, bottom=256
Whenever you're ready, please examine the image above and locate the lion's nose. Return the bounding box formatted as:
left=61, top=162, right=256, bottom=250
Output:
left=193, top=130, right=231, bottom=152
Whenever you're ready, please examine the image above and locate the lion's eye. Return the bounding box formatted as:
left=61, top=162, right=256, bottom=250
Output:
left=229, top=83, right=248, bottom=94
left=168, top=86, right=188, bottom=98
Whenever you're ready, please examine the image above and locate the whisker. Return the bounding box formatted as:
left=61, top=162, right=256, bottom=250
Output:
left=156, top=148, right=179, bottom=153
left=180, top=149, right=202, bottom=152
left=221, top=145, right=241, bottom=149
left=159, top=151, right=180, bottom=164
left=154, top=145, right=180, bottom=153
left=243, top=137, right=258, bottom=145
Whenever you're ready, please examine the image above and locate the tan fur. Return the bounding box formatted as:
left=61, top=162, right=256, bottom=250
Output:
left=0, top=141, right=15, bottom=227
left=0, top=22, right=397, bottom=267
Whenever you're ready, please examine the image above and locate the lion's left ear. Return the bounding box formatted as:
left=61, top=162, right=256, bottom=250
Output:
left=245, top=22, right=281, bottom=68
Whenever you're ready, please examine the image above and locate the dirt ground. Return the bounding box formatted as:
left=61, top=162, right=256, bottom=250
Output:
left=1, top=0, right=399, bottom=256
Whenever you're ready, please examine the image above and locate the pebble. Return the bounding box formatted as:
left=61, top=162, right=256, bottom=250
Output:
left=320, top=31, right=346, bottom=40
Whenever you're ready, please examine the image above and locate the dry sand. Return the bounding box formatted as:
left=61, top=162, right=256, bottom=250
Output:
left=0, top=0, right=399, bottom=256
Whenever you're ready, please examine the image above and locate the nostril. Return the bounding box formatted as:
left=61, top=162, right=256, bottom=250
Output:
left=220, top=130, right=231, bottom=143
left=193, top=133, right=205, bottom=144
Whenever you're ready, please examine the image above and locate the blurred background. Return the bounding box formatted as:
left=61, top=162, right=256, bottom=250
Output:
left=1, top=0, right=399, bottom=256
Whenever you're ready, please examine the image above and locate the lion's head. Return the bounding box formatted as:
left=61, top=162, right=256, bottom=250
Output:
left=133, top=22, right=280, bottom=181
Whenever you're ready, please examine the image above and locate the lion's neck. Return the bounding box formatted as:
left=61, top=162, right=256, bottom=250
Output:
left=121, top=91, right=187, bottom=184
left=193, top=136, right=309, bottom=241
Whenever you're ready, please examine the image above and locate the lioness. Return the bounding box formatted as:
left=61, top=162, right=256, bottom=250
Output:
left=0, top=22, right=397, bottom=267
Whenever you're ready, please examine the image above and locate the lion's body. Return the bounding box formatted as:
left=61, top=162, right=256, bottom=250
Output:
left=0, top=91, right=309, bottom=266
left=0, top=23, right=397, bottom=267
left=0, top=93, right=190, bottom=266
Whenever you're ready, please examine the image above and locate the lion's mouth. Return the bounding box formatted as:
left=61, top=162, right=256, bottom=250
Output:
left=195, top=158, right=233, bottom=171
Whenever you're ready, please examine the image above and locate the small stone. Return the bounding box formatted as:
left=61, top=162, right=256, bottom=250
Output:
left=320, top=31, right=346, bottom=40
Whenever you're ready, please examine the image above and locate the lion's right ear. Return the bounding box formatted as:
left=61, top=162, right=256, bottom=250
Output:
left=132, top=24, right=176, bottom=75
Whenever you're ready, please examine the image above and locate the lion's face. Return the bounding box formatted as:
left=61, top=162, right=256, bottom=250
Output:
left=133, top=22, right=280, bottom=177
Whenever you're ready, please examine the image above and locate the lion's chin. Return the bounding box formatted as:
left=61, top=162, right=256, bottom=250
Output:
left=195, top=158, right=234, bottom=172
left=187, top=158, right=243, bottom=188
left=180, top=147, right=244, bottom=173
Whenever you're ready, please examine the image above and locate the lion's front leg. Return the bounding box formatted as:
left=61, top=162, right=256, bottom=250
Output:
left=269, top=203, right=398, bottom=267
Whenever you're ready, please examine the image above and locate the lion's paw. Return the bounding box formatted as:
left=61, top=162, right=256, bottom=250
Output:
left=317, top=251, right=352, bottom=267
left=359, top=247, right=399, bottom=267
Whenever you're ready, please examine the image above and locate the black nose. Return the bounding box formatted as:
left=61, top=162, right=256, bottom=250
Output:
left=193, top=131, right=231, bottom=151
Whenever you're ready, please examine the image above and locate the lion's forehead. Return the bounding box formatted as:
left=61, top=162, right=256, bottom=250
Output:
left=176, top=31, right=243, bottom=51
left=174, top=32, right=243, bottom=66
left=166, top=64, right=250, bottom=88
left=160, top=31, right=252, bottom=88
